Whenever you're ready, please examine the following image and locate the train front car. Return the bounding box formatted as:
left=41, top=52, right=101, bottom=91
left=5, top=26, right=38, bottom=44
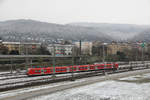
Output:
left=27, top=67, right=53, bottom=76
left=27, top=68, right=41, bottom=76
left=26, top=68, right=32, bottom=76
left=113, top=63, right=119, bottom=69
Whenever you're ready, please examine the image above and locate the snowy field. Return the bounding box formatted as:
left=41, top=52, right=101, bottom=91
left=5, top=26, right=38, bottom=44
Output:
left=0, top=77, right=86, bottom=99
left=27, top=73, right=150, bottom=100
left=1, top=71, right=150, bottom=100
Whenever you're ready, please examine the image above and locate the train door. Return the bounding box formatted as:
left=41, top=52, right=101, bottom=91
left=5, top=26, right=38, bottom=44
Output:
left=41, top=69, right=44, bottom=74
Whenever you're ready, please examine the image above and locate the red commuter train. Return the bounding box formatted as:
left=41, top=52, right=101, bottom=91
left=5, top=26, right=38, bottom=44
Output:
left=27, top=63, right=119, bottom=76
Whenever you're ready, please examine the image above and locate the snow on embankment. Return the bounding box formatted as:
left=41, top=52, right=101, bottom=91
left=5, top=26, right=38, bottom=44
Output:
left=1, top=69, right=150, bottom=100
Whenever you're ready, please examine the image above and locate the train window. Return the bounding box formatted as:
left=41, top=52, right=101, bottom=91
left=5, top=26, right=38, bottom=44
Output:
left=44, top=69, right=47, bottom=72
left=36, top=66, right=39, bottom=68
left=32, top=66, right=35, bottom=68
left=79, top=67, right=87, bottom=70
left=56, top=68, right=61, bottom=71
left=55, top=69, right=58, bottom=71
left=73, top=67, right=76, bottom=70
left=90, top=66, right=95, bottom=68
left=50, top=69, right=53, bottom=72
left=56, top=68, right=66, bottom=71
left=41, top=69, right=44, bottom=72
left=69, top=67, right=75, bottom=70
left=35, top=70, right=40, bottom=73
left=97, top=66, right=102, bottom=68
left=61, top=68, right=66, bottom=71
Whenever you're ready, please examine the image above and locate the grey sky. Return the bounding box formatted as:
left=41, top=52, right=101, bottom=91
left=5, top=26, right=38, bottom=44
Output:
left=0, top=0, right=149, bottom=25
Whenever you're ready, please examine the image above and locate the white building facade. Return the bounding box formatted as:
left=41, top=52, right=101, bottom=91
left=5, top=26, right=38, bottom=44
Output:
left=47, top=44, right=74, bottom=56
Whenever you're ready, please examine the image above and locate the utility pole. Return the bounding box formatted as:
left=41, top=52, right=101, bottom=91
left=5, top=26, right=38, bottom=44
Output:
left=71, top=45, right=75, bottom=81
left=142, top=47, right=144, bottom=62
left=136, top=48, right=138, bottom=61
left=79, top=40, right=81, bottom=55
left=136, top=48, right=138, bottom=67
left=10, top=58, right=13, bottom=74
left=30, top=58, right=33, bottom=68
left=52, top=44, right=56, bottom=78
left=25, top=44, right=28, bottom=69
left=102, top=44, right=105, bottom=63
left=102, top=43, right=106, bottom=75
left=79, top=40, right=82, bottom=65
left=141, top=42, right=145, bottom=64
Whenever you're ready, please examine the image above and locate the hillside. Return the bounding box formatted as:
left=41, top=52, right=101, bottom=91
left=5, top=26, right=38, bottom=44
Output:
left=0, top=20, right=149, bottom=43
left=0, top=20, right=112, bottom=43
left=68, top=22, right=150, bottom=40
left=130, top=29, right=150, bottom=42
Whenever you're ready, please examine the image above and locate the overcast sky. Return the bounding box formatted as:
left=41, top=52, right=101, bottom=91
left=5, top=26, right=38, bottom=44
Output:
left=0, top=0, right=149, bottom=25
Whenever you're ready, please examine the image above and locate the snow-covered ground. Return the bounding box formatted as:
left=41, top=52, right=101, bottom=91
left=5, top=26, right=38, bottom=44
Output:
left=0, top=71, right=10, bottom=75
left=27, top=73, right=150, bottom=100
left=1, top=71, right=150, bottom=100
left=0, top=79, right=87, bottom=100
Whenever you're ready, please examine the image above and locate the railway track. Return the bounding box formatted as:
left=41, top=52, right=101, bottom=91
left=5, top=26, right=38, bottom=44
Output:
left=0, top=75, right=27, bottom=81
left=0, top=71, right=102, bottom=86
left=0, top=63, right=149, bottom=92
left=0, top=72, right=26, bottom=77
